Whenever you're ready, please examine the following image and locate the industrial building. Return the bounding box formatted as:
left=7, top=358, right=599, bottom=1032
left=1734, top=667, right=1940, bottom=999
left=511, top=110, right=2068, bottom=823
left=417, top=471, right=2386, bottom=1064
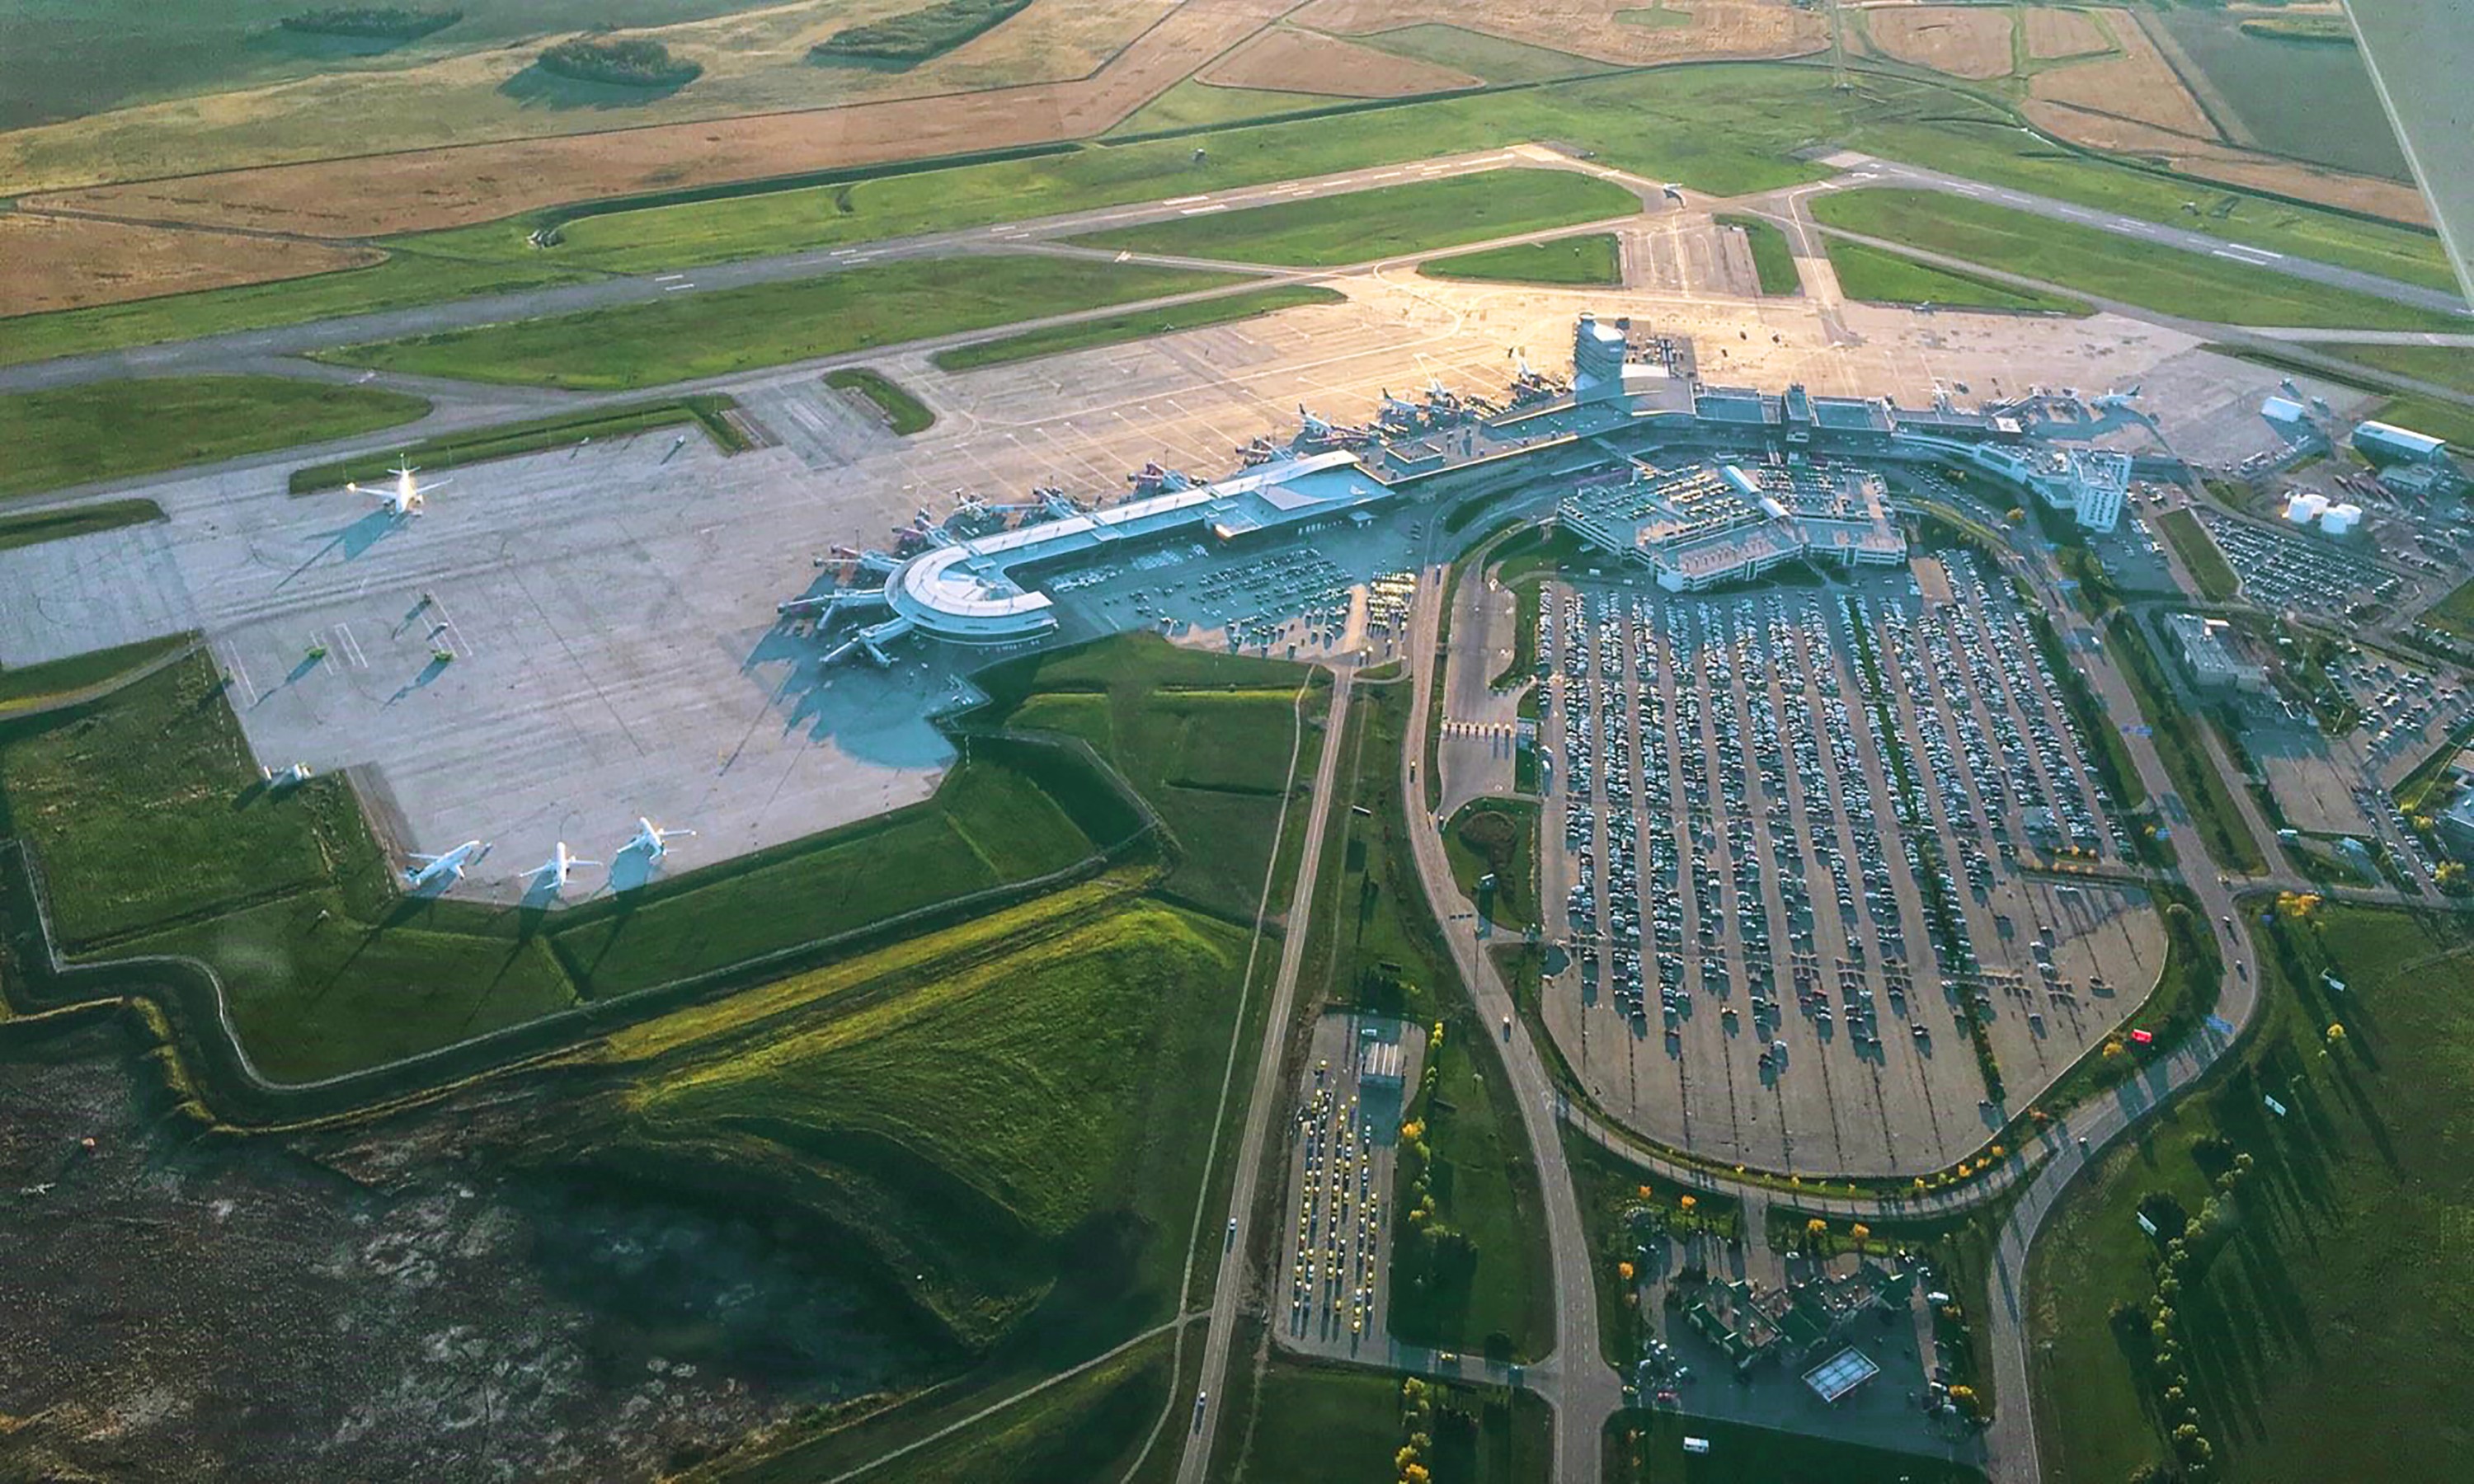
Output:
left=2163, top=612, right=2268, bottom=694
left=2353, top=418, right=2452, bottom=467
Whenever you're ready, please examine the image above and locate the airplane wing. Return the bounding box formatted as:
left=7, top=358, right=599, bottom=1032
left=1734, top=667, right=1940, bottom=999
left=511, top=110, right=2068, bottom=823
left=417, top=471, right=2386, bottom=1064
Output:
left=407, top=852, right=443, bottom=866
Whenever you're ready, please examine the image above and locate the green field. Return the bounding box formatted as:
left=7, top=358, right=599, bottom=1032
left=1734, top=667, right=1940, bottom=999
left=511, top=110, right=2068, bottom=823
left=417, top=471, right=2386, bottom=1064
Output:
left=2369, top=394, right=2474, bottom=450
left=2159, top=7, right=2406, bottom=181
left=1356, top=23, right=1605, bottom=84
left=1823, top=237, right=2091, bottom=314
left=600, top=898, right=1249, bottom=1360
left=931, top=284, right=1346, bottom=371
left=0, top=497, right=164, bottom=552
left=1714, top=213, right=1799, bottom=294
left=1073, top=168, right=1639, bottom=267
left=2317, top=343, right=2474, bottom=396
left=2423, top=573, right=2474, bottom=642
left=1419, top=233, right=1623, bottom=287
left=0, top=635, right=191, bottom=717
left=823, top=367, right=934, bottom=434
left=1106, top=80, right=1348, bottom=138
left=2032, top=904, right=2474, bottom=1484
left=315, top=257, right=1248, bottom=390
left=2157, top=507, right=2241, bottom=602
left=0, top=376, right=430, bottom=501
left=547, top=755, right=1096, bottom=1000
left=288, top=395, right=745, bottom=492
left=1223, top=1359, right=1550, bottom=1482
left=1606, top=1410, right=1987, bottom=1483
left=1813, top=189, right=2462, bottom=331
left=982, top=634, right=1309, bottom=919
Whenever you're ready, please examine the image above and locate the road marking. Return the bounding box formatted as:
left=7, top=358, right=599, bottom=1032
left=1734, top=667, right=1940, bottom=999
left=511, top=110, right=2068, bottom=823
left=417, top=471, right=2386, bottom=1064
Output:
left=2213, top=243, right=2279, bottom=264
left=332, top=622, right=368, bottom=669
left=1179, top=204, right=1227, bottom=216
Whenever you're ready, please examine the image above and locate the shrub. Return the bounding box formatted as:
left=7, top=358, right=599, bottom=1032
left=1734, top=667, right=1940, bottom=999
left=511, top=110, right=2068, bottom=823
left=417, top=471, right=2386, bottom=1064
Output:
left=538, top=35, right=701, bottom=88
left=811, top=0, right=1032, bottom=66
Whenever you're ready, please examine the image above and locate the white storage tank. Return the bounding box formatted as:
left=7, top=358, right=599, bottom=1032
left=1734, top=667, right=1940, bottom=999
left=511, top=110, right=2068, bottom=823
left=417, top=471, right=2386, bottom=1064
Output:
left=2319, top=502, right=2363, bottom=537
left=2284, top=491, right=2330, bottom=524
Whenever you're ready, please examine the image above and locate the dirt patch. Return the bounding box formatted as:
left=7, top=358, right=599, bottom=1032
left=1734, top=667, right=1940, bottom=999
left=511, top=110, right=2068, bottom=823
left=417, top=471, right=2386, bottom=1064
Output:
left=20, top=0, right=1286, bottom=241
left=2023, top=4, right=2113, bottom=60
left=1291, top=0, right=1825, bottom=69
left=2027, top=12, right=2218, bottom=139
left=1199, top=26, right=1483, bottom=98
left=2020, top=98, right=2434, bottom=226
left=0, top=1021, right=929, bottom=1482
left=1868, top=5, right=2015, bottom=80
left=0, top=213, right=382, bottom=317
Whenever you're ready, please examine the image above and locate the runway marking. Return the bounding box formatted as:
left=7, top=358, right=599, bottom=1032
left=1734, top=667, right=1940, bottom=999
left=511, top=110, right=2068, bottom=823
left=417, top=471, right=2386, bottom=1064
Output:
left=1178, top=204, right=1227, bottom=216
left=654, top=273, right=686, bottom=282
left=1163, top=194, right=1211, bottom=205
left=332, top=622, right=368, bottom=669
left=222, top=645, right=258, bottom=707
left=662, top=282, right=698, bottom=292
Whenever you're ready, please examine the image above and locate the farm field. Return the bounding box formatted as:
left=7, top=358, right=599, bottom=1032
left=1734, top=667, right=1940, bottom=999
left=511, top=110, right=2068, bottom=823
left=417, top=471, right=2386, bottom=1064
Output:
left=1352, top=22, right=1607, bottom=83
left=1291, top=0, right=1824, bottom=71
left=1197, top=26, right=1482, bottom=98
left=932, top=284, right=1349, bottom=371
left=2023, top=6, right=2114, bottom=62
left=0, top=213, right=383, bottom=318
left=1714, top=212, right=1799, bottom=294
left=1823, top=239, right=2091, bottom=317
left=0, top=376, right=430, bottom=502
left=313, top=257, right=1250, bottom=389
left=1866, top=5, right=2015, bottom=81
left=2031, top=904, right=2474, bottom=1484
left=2154, top=6, right=2411, bottom=182
left=1072, top=168, right=1639, bottom=266
left=1811, top=189, right=2464, bottom=331
left=1418, top=233, right=1624, bottom=287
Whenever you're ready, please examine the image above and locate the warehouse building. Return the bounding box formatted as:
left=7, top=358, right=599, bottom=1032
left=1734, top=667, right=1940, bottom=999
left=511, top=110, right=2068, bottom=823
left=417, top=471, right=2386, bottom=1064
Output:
left=2354, top=419, right=2451, bottom=467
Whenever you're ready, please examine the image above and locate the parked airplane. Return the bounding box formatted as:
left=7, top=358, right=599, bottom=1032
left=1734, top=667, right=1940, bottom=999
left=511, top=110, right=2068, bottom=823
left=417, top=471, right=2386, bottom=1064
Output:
left=348, top=460, right=446, bottom=517
left=404, top=840, right=488, bottom=890
left=529, top=842, right=601, bottom=892
left=623, top=817, right=696, bottom=862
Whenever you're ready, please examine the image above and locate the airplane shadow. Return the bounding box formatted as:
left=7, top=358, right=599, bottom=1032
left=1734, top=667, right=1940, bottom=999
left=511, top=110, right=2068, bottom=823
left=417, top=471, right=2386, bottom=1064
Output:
left=279, top=508, right=404, bottom=589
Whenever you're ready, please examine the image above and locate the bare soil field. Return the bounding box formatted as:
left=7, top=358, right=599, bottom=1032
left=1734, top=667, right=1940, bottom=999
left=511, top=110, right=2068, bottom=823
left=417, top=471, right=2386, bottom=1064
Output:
left=22, top=0, right=1289, bottom=241
left=1869, top=5, right=2016, bottom=80
left=1199, top=26, right=1483, bottom=98
left=1291, top=0, right=1824, bottom=68
left=0, top=0, right=1170, bottom=195
left=2023, top=4, right=2114, bottom=61
left=0, top=214, right=383, bottom=317
left=2020, top=96, right=2434, bottom=226
left=0, top=1022, right=925, bottom=1483
left=2026, top=14, right=2218, bottom=139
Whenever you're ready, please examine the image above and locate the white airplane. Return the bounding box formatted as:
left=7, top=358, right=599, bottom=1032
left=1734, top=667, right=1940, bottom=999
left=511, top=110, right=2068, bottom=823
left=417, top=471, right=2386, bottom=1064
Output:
left=623, top=817, right=697, bottom=862
left=529, top=842, right=602, bottom=892
left=403, top=840, right=488, bottom=890
left=348, top=459, right=448, bottom=517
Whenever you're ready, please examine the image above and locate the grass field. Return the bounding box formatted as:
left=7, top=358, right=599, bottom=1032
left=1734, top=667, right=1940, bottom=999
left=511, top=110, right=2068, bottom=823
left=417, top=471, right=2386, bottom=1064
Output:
left=602, top=899, right=1251, bottom=1360
left=0, top=635, right=191, bottom=717
left=1606, top=1409, right=1987, bottom=1482
left=0, top=497, right=164, bottom=552
left=2369, top=394, right=2474, bottom=450
left=2032, top=904, right=2474, bottom=1484
left=1225, top=1358, right=1550, bottom=1482
left=1823, top=237, right=2090, bottom=314
left=1106, top=80, right=1346, bottom=138
left=823, top=367, right=934, bottom=434
left=1813, top=189, right=2462, bottom=331
left=1444, top=798, right=1538, bottom=928
left=981, top=634, right=1309, bottom=920
left=1356, top=23, right=1605, bottom=84
left=1418, top=233, right=1623, bottom=287
left=1714, top=213, right=1799, bottom=294
left=1072, top=168, right=1638, bottom=267
left=287, top=395, right=745, bottom=492
left=316, top=257, right=1248, bottom=390
left=0, top=376, right=429, bottom=500
left=2423, top=573, right=2474, bottom=642
left=931, top=284, right=1346, bottom=371
left=2158, top=507, right=2241, bottom=602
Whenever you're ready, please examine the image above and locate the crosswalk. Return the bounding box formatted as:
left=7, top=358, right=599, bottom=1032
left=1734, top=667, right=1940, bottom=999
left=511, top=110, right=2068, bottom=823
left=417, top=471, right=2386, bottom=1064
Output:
left=1439, top=721, right=1517, bottom=740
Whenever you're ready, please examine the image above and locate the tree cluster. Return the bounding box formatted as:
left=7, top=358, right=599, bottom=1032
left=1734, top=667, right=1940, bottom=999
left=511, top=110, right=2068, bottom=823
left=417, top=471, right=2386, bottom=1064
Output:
left=280, top=7, right=461, bottom=40
left=811, top=0, right=1033, bottom=67
left=537, top=35, right=702, bottom=89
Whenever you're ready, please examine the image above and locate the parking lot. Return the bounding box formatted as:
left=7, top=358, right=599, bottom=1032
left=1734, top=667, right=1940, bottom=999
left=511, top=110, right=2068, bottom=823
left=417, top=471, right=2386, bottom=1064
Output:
left=1274, top=1012, right=1419, bottom=1364
left=1534, top=554, right=2162, bottom=1175
left=2191, top=507, right=2402, bottom=614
